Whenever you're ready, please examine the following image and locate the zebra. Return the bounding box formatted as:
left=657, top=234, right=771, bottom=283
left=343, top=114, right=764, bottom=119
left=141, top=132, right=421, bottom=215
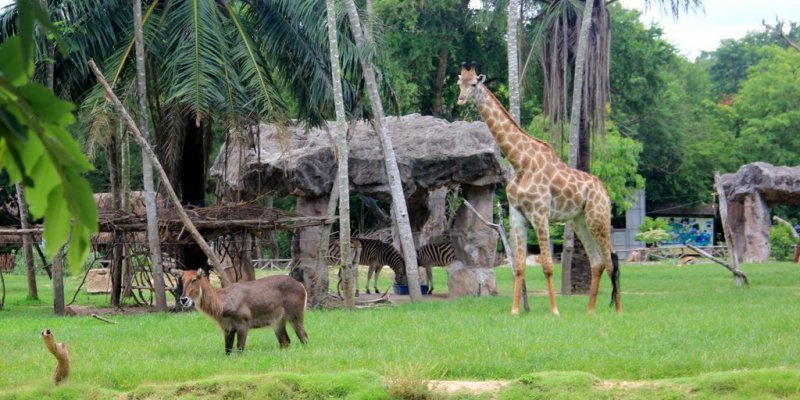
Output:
left=416, top=242, right=455, bottom=294
left=329, top=238, right=406, bottom=295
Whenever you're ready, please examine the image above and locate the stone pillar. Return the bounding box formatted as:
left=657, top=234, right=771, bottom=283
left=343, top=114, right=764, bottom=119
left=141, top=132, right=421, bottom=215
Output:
left=726, top=200, right=746, bottom=263
left=742, top=192, right=771, bottom=262
left=448, top=185, right=497, bottom=296
left=291, top=195, right=329, bottom=307
left=418, top=186, right=449, bottom=247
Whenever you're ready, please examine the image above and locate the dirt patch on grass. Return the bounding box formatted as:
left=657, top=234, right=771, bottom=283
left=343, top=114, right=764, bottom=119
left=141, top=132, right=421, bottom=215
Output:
left=427, top=380, right=510, bottom=398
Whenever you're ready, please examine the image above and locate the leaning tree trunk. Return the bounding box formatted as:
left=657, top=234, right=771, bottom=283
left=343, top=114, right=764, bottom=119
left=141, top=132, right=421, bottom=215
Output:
left=326, top=0, right=354, bottom=309
left=133, top=0, right=167, bottom=311
left=561, top=0, right=594, bottom=295
left=343, top=0, right=422, bottom=299
left=16, top=185, right=37, bottom=300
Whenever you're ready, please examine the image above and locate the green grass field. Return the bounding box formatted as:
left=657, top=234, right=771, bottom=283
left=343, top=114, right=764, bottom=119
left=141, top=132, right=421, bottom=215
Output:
left=1, top=261, right=799, bottom=399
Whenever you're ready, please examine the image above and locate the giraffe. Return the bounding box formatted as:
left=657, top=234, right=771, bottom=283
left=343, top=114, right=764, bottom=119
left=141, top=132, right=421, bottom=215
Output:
left=456, top=62, right=620, bottom=316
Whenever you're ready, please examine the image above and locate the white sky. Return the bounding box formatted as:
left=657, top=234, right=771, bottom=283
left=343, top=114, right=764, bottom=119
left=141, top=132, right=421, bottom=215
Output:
left=619, top=0, right=800, bottom=59
left=1, top=0, right=797, bottom=60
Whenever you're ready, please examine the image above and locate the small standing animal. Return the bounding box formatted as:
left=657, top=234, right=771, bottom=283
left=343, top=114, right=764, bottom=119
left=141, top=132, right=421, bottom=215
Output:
left=334, top=238, right=407, bottom=294
left=173, top=268, right=308, bottom=354
left=41, top=329, right=69, bottom=384
left=416, top=242, right=455, bottom=294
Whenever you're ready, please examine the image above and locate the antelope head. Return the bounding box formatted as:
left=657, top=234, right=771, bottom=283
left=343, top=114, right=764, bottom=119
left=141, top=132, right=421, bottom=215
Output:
left=172, top=268, right=206, bottom=308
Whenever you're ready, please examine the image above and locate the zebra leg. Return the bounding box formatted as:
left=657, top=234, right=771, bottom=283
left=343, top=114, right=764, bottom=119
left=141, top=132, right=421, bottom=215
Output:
left=427, top=265, right=433, bottom=294
left=372, top=265, right=383, bottom=294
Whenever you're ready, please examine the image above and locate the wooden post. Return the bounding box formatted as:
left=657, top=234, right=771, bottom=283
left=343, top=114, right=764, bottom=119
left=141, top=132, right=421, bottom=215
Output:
left=88, top=60, right=231, bottom=287
left=714, top=172, right=744, bottom=287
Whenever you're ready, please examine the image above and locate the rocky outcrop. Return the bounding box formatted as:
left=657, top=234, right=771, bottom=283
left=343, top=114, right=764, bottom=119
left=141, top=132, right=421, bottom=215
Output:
left=719, top=162, right=800, bottom=262
left=210, top=114, right=504, bottom=199
left=211, top=114, right=505, bottom=298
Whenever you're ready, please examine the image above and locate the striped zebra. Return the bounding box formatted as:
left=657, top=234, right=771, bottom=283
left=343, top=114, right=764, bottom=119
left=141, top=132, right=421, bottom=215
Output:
left=416, top=242, right=455, bottom=294
left=329, top=239, right=406, bottom=295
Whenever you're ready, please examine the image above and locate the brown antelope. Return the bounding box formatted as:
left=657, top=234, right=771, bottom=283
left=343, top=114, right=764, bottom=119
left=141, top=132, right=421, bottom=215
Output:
left=172, top=268, right=309, bottom=354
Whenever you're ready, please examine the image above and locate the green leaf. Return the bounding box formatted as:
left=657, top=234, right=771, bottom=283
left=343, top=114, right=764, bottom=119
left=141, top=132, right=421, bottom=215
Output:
left=18, top=84, right=75, bottom=126
left=68, top=221, right=91, bottom=275
left=43, top=187, right=70, bottom=256
left=0, top=37, right=33, bottom=86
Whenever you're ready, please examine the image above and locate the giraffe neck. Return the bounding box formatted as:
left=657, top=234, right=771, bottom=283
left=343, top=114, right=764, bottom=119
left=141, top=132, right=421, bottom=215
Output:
left=473, top=86, right=551, bottom=171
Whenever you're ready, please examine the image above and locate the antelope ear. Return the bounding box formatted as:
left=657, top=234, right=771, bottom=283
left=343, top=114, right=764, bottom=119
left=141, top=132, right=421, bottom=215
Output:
left=460, top=61, right=467, bottom=69
left=197, top=269, right=206, bottom=278
left=168, top=268, right=181, bottom=277
left=477, top=74, right=486, bottom=83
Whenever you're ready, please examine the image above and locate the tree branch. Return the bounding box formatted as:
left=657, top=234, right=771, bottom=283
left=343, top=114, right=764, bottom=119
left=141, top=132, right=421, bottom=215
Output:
left=88, top=59, right=231, bottom=287
left=462, top=200, right=529, bottom=312
left=763, top=18, right=800, bottom=52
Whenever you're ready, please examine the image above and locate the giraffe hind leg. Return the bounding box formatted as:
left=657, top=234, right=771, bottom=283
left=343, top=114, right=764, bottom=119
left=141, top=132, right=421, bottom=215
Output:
left=573, top=216, right=605, bottom=315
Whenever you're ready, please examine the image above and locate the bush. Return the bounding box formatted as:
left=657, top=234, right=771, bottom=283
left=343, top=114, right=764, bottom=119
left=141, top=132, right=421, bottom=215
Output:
left=768, top=223, right=799, bottom=261
left=636, top=217, right=671, bottom=246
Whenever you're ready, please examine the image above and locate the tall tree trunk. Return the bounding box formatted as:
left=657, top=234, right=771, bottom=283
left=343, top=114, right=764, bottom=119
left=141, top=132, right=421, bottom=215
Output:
left=106, top=126, right=125, bottom=307
left=343, top=0, right=422, bottom=299
left=507, top=0, right=521, bottom=123
left=561, top=0, right=594, bottom=295
left=116, top=123, right=131, bottom=302
left=326, top=0, right=354, bottom=309
left=52, top=248, right=65, bottom=315
left=133, top=0, right=167, bottom=311
left=20, top=0, right=53, bottom=301
left=505, top=0, right=529, bottom=310
left=432, top=46, right=449, bottom=118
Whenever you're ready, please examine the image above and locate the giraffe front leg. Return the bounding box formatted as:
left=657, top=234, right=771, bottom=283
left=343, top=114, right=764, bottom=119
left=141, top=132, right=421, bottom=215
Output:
left=509, top=206, right=528, bottom=316
left=532, top=220, right=559, bottom=316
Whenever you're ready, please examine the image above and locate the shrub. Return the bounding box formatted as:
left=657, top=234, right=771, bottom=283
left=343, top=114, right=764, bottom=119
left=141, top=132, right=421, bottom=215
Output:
left=636, top=217, right=671, bottom=246
left=768, top=223, right=799, bottom=261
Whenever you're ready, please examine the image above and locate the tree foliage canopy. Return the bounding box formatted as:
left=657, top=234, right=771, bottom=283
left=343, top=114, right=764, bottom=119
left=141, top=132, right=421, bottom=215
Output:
left=0, top=2, right=97, bottom=271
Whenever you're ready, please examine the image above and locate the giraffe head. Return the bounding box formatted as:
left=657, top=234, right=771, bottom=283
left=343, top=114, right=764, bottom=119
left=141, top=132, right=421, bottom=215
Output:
left=457, top=61, right=485, bottom=106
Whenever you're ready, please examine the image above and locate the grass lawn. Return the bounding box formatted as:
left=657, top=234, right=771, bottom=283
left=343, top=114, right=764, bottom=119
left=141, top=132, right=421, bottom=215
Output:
left=0, top=261, right=799, bottom=399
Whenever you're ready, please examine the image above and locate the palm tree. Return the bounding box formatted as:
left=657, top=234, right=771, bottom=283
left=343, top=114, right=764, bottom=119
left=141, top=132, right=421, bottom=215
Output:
left=133, top=0, right=167, bottom=311
left=2, top=0, right=373, bottom=305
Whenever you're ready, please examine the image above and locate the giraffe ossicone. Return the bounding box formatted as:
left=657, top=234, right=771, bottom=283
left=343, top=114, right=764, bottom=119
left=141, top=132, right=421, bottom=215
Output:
left=456, top=62, right=621, bottom=315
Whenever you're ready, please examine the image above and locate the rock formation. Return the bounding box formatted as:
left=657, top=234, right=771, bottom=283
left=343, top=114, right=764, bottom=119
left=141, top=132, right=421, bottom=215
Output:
left=211, top=114, right=505, bottom=296
left=719, top=162, right=800, bottom=262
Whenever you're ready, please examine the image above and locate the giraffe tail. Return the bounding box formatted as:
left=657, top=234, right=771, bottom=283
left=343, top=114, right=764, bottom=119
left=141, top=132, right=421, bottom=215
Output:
left=609, top=252, right=620, bottom=307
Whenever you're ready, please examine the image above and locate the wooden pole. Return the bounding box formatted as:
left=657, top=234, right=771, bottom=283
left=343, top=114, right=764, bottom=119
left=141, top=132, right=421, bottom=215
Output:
left=714, top=172, right=744, bottom=287
left=88, top=60, right=231, bottom=287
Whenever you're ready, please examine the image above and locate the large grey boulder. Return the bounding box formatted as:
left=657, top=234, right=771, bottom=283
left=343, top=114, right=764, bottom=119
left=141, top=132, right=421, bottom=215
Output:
left=719, top=162, right=800, bottom=262
left=210, top=114, right=504, bottom=199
